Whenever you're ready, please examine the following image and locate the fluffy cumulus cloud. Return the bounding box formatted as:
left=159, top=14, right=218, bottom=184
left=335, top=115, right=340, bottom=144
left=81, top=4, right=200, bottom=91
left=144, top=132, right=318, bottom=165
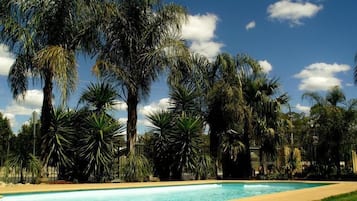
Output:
left=294, top=62, right=350, bottom=91
left=0, top=44, right=15, bottom=76
left=139, top=98, right=171, bottom=116
left=15, top=90, right=43, bottom=108
left=1, top=89, right=42, bottom=130
left=181, top=14, right=223, bottom=60
left=295, top=103, right=310, bottom=115
left=267, top=0, right=323, bottom=26
left=245, top=20, right=256, bottom=30
left=258, top=60, right=273, bottom=73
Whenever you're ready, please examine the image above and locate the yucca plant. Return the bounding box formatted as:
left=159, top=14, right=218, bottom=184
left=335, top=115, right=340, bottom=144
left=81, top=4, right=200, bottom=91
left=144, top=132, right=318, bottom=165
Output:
left=195, top=154, right=214, bottom=180
left=147, top=111, right=174, bottom=180
left=121, top=152, right=152, bottom=182
left=79, top=113, right=123, bottom=182
left=171, top=114, right=203, bottom=180
left=5, top=153, right=41, bottom=184
left=78, top=82, right=119, bottom=113
left=41, top=108, right=75, bottom=179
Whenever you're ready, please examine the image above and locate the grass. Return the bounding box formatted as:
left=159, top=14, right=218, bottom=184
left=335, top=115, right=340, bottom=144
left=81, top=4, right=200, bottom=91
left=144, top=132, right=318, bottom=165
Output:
left=321, top=191, right=357, bottom=201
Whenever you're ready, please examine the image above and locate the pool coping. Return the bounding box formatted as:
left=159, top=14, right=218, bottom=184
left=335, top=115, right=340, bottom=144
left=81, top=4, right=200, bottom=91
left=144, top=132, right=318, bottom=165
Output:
left=0, top=180, right=356, bottom=201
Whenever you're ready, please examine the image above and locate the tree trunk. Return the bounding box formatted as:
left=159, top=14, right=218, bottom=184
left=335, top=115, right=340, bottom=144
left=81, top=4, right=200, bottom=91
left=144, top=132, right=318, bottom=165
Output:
left=210, top=131, right=220, bottom=178
left=335, top=143, right=341, bottom=178
left=259, top=148, right=265, bottom=175
left=126, top=90, right=138, bottom=155
left=239, top=131, right=252, bottom=178
left=40, top=70, right=54, bottom=140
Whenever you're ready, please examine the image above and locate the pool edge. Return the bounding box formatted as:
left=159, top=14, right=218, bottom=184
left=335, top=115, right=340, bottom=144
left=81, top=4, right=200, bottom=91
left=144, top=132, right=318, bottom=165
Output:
left=1, top=180, right=356, bottom=201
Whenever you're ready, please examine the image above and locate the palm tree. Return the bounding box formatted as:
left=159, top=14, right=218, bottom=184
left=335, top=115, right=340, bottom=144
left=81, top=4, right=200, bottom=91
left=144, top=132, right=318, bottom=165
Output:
left=6, top=125, right=42, bottom=183
left=242, top=72, right=288, bottom=175
left=206, top=54, right=260, bottom=178
left=206, top=53, right=242, bottom=173
left=302, top=86, right=349, bottom=177
left=0, top=113, right=13, bottom=167
left=0, top=0, right=101, bottom=138
left=93, top=0, right=187, bottom=154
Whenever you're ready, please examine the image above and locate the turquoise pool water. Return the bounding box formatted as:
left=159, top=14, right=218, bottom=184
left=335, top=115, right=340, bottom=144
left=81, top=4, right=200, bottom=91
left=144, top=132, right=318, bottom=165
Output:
left=1, top=183, right=324, bottom=201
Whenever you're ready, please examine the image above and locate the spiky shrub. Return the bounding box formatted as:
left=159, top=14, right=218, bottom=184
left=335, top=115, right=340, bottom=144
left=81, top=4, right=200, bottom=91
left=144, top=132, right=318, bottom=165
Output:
left=121, top=152, right=152, bottom=182
left=79, top=113, right=122, bottom=182
left=195, top=154, right=214, bottom=180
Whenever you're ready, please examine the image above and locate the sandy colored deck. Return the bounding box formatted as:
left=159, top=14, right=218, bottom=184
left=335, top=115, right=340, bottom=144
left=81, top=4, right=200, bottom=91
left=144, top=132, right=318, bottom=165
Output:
left=0, top=180, right=356, bottom=201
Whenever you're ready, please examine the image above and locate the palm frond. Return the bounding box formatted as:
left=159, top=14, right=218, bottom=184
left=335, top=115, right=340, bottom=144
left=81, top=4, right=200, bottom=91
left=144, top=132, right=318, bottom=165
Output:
left=35, top=46, right=77, bottom=105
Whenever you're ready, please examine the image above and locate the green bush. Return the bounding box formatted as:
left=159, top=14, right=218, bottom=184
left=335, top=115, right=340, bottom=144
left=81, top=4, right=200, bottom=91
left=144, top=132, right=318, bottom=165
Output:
left=121, top=152, right=152, bottom=182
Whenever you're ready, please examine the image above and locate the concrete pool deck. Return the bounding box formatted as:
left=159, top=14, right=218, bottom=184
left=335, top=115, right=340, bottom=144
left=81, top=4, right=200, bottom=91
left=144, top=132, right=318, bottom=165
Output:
left=0, top=180, right=356, bottom=201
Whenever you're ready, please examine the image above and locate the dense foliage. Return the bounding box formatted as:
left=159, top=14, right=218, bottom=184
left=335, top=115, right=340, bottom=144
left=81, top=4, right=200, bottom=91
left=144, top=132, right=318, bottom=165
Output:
left=0, top=0, right=356, bottom=184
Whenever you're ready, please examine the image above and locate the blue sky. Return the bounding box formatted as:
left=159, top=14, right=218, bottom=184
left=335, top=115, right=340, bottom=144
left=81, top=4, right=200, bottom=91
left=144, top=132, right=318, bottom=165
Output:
left=1, top=0, right=357, bottom=134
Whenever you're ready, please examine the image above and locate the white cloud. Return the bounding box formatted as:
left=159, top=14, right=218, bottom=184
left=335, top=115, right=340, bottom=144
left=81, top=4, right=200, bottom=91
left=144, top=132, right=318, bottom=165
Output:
left=15, top=90, right=43, bottom=108
left=189, top=41, right=223, bottom=60
left=113, top=100, right=127, bottom=111
left=139, top=98, right=171, bottom=116
left=181, top=14, right=223, bottom=60
left=245, top=21, right=256, bottom=30
left=295, top=103, right=310, bottom=115
left=3, top=113, right=17, bottom=128
left=258, top=60, right=273, bottom=73
left=0, top=44, right=15, bottom=76
left=0, top=89, right=42, bottom=132
left=5, top=104, right=38, bottom=116
left=294, top=62, right=350, bottom=91
left=267, top=0, right=323, bottom=26
left=181, top=14, right=217, bottom=42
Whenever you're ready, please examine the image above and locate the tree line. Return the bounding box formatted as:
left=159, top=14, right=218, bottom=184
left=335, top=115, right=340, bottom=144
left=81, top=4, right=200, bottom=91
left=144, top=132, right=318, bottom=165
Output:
left=0, top=0, right=356, bottom=183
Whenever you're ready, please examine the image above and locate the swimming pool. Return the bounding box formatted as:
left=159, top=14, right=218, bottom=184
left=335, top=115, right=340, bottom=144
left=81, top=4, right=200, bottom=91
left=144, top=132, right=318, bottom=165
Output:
left=1, top=182, right=324, bottom=201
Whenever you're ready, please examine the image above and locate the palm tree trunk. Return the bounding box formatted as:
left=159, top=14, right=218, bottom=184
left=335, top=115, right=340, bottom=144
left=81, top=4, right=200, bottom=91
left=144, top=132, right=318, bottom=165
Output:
left=40, top=70, right=54, bottom=139
left=241, top=132, right=252, bottom=178
left=126, top=90, right=138, bottom=154
left=259, top=148, right=265, bottom=175
left=335, top=143, right=341, bottom=178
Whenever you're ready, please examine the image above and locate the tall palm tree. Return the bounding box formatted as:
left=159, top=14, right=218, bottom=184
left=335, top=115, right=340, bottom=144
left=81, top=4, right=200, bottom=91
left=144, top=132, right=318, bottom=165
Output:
left=0, top=0, right=101, bottom=138
left=93, top=0, right=187, bottom=154
left=206, top=54, right=260, bottom=178
left=242, top=71, right=288, bottom=174
left=302, top=86, right=348, bottom=177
